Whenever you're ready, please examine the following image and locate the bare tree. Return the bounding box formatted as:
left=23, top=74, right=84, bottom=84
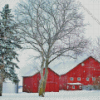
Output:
left=15, top=0, right=88, bottom=97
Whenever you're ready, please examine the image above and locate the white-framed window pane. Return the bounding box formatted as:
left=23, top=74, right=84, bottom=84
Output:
left=79, top=85, right=81, bottom=89
left=70, top=77, right=74, bottom=81
left=92, top=77, right=96, bottom=81
left=72, top=85, right=75, bottom=89
left=67, top=86, right=69, bottom=89
left=77, top=77, right=81, bottom=81
left=86, top=77, right=89, bottom=81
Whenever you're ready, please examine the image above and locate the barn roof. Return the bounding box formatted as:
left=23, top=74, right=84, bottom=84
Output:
left=22, top=55, right=94, bottom=77
left=22, top=67, right=40, bottom=77
left=49, top=55, right=93, bottom=75
left=22, top=67, right=59, bottom=77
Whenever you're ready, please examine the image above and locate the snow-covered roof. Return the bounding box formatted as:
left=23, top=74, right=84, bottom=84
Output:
left=67, top=83, right=82, bottom=85
left=21, top=54, right=90, bottom=77
left=21, top=57, right=41, bottom=77
left=49, top=55, right=89, bottom=75
left=49, top=61, right=78, bottom=76
left=22, top=67, right=40, bottom=77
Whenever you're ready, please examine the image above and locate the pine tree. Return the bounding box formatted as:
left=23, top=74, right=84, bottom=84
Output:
left=0, top=4, right=21, bottom=96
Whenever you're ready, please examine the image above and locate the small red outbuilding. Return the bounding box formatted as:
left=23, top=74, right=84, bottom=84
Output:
left=23, top=68, right=59, bottom=93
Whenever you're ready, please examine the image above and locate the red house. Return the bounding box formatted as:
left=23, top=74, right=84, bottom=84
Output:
left=23, top=68, right=59, bottom=93
left=59, top=56, right=100, bottom=90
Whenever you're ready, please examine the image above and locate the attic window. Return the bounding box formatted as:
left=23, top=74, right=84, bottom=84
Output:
left=70, top=77, right=74, bottom=81
left=81, top=63, right=84, bottom=66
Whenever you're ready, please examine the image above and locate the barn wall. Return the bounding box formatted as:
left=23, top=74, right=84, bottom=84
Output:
left=59, top=75, right=67, bottom=90
left=23, top=68, right=59, bottom=93
left=44, top=68, right=59, bottom=92
left=54, top=72, right=59, bottom=92
left=59, top=57, right=100, bottom=90
left=32, top=73, right=40, bottom=93
left=23, top=76, right=34, bottom=93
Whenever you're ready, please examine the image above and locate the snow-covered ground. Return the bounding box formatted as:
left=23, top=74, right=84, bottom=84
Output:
left=1, top=90, right=100, bottom=100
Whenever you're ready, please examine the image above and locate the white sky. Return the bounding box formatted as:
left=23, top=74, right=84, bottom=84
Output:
left=78, top=0, right=100, bottom=39
left=0, top=0, right=100, bottom=39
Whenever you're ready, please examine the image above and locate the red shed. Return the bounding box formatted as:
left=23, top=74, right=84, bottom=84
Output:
left=23, top=68, right=59, bottom=93
left=59, top=56, right=100, bottom=90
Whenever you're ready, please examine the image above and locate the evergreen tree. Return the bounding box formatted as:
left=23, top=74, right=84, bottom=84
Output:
left=0, top=4, right=21, bottom=96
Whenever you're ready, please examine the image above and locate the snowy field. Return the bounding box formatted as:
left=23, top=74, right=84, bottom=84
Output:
left=1, top=90, right=100, bottom=100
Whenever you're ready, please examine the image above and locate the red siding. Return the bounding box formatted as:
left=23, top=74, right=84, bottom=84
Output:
left=43, top=68, right=59, bottom=92
left=23, top=68, right=59, bottom=93
left=59, top=75, right=67, bottom=90
left=59, top=57, right=100, bottom=90
left=23, top=76, right=33, bottom=92
left=33, top=73, right=40, bottom=93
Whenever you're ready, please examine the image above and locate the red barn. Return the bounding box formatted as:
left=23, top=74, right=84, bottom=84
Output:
left=23, top=68, right=59, bottom=93
left=59, top=56, right=100, bottom=90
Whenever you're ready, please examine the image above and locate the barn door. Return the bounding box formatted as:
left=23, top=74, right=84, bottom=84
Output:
left=49, top=82, right=54, bottom=92
left=33, top=74, right=39, bottom=93
left=50, top=72, right=55, bottom=92
left=54, top=74, right=59, bottom=92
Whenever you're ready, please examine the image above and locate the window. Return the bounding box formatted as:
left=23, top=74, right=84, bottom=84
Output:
left=86, top=77, right=89, bottom=81
left=67, top=86, right=69, bottom=89
left=77, top=77, right=81, bottom=81
left=79, top=85, right=82, bottom=89
left=70, top=77, right=74, bottom=81
left=81, top=63, right=84, bottom=66
left=72, top=86, right=75, bottom=89
left=92, top=77, right=96, bottom=81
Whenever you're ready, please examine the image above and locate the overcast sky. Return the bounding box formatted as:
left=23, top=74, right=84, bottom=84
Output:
left=0, top=0, right=100, bottom=40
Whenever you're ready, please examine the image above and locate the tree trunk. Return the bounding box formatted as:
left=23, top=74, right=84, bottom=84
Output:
left=38, top=59, right=49, bottom=97
left=38, top=78, right=44, bottom=97
left=43, top=66, right=48, bottom=93
left=38, top=71, right=48, bottom=97
left=38, top=67, right=44, bottom=97
left=0, top=83, right=2, bottom=96
left=0, top=71, right=3, bottom=96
